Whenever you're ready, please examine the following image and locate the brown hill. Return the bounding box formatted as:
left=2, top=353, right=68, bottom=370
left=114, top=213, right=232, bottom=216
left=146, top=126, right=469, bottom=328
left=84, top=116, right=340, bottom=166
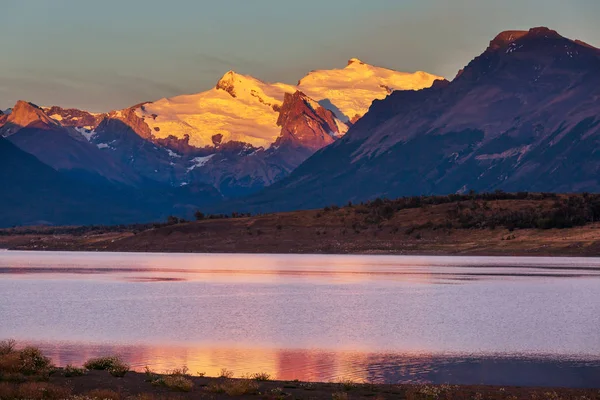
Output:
left=6, top=193, right=600, bottom=256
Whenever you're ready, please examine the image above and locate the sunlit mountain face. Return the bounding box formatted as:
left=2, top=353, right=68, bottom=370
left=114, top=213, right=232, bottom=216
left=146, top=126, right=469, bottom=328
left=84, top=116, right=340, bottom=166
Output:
left=0, top=60, right=441, bottom=201
left=232, top=27, right=600, bottom=213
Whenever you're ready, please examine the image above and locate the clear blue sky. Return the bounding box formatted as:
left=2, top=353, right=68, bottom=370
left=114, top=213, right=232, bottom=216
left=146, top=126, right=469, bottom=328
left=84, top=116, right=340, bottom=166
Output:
left=1, top=0, right=598, bottom=111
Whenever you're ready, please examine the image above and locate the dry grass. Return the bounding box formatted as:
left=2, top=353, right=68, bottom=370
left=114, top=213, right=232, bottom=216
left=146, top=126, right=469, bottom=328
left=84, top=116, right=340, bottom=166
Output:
left=147, top=365, right=194, bottom=392
left=64, top=364, right=86, bottom=377
left=332, top=392, right=348, bottom=400
left=160, top=375, right=194, bottom=392
left=0, top=381, right=71, bottom=400
left=205, top=378, right=259, bottom=396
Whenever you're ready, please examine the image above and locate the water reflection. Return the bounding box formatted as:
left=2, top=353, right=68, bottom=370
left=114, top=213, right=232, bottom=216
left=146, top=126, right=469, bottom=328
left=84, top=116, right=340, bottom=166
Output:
left=30, top=342, right=600, bottom=387
left=2, top=252, right=600, bottom=387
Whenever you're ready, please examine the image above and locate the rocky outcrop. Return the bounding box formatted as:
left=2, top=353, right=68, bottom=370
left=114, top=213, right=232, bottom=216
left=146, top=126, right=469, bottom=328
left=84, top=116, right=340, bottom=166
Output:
left=44, top=106, right=105, bottom=129
left=275, top=91, right=344, bottom=151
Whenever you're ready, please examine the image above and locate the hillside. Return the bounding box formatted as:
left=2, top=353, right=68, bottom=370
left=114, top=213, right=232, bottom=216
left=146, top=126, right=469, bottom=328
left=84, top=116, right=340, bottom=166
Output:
left=5, top=193, right=600, bottom=256
left=233, top=27, right=600, bottom=213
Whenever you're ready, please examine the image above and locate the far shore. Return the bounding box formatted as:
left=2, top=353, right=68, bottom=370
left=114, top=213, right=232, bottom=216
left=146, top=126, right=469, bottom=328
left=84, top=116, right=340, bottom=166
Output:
left=2, top=222, right=600, bottom=258
left=3, top=194, right=600, bottom=257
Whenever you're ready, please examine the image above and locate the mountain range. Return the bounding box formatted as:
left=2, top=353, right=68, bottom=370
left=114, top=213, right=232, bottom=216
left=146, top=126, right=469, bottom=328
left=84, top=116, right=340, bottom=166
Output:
left=2, top=27, right=599, bottom=226
left=232, top=27, right=600, bottom=213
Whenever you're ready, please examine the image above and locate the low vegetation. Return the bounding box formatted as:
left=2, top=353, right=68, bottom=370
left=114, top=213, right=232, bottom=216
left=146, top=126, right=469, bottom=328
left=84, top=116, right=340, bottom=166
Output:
left=146, top=366, right=194, bottom=392
left=206, top=378, right=259, bottom=396
left=63, top=364, right=86, bottom=377
left=337, top=191, right=600, bottom=230
left=252, top=371, right=271, bottom=381
left=0, top=340, right=54, bottom=381
left=83, top=356, right=129, bottom=377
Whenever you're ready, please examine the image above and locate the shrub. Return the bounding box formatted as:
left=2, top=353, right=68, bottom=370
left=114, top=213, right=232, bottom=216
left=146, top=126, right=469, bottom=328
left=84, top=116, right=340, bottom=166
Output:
left=219, top=368, right=234, bottom=378
left=161, top=375, right=194, bottom=392
left=64, top=364, right=86, bottom=377
left=194, top=211, right=205, bottom=221
left=0, top=339, right=16, bottom=355
left=18, top=347, right=53, bottom=376
left=332, top=392, right=349, bottom=400
left=108, top=363, right=129, bottom=377
left=83, top=356, right=125, bottom=371
left=252, top=371, right=271, bottom=381
left=338, top=378, right=358, bottom=391
left=206, top=378, right=259, bottom=396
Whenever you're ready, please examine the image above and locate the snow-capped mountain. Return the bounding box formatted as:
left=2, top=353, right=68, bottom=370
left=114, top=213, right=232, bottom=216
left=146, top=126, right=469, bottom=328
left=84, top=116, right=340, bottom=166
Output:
left=2, top=59, right=442, bottom=198
left=233, top=27, right=600, bottom=212
left=134, top=59, right=441, bottom=148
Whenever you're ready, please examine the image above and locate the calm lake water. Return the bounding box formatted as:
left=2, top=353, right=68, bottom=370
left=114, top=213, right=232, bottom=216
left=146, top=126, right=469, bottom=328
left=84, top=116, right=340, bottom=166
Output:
left=1, top=251, right=600, bottom=387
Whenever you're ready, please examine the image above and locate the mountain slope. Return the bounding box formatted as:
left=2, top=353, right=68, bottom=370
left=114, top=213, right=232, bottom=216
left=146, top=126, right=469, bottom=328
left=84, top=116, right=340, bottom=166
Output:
left=0, top=134, right=222, bottom=227
left=186, top=90, right=346, bottom=197
left=33, top=60, right=440, bottom=197
left=230, top=27, right=600, bottom=212
left=0, top=101, right=140, bottom=185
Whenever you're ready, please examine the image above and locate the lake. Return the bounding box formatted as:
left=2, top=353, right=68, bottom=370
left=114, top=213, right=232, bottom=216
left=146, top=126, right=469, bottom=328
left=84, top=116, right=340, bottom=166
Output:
left=1, top=251, right=599, bottom=387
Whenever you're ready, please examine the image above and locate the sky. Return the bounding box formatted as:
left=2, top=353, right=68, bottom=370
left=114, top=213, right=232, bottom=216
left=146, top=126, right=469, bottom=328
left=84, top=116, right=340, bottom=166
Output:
left=1, top=0, right=599, bottom=112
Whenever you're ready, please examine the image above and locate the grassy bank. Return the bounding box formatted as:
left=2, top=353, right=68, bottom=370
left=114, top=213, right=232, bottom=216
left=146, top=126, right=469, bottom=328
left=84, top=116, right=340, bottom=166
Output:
left=1, top=341, right=599, bottom=400
left=3, top=193, right=600, bottom=256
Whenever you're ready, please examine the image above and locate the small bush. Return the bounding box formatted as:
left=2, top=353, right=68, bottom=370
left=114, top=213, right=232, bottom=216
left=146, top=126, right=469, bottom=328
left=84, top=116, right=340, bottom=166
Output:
left=18, top=347, right=53, bottom=376
left=64, top=364, right=86, bottom=377
left=144, top=366, right=158, bottom=382
left=161, top=375, right=194, bottom=392
left=0, top=339, right=16, bottom=355
left=338, top=379, right=358, bottom=391
left=206, top=378, right=259, bottom=396
left=166, top=366, right=189, bottom=376
left=252, top=371, right=271, bottom=381
left=83, top=356, right=124, bottom=371
left=332, top=392, right=349, bottom=400
left=108, top=363, right=129, bottom=377
left=219, top=368, right=234, bottom=378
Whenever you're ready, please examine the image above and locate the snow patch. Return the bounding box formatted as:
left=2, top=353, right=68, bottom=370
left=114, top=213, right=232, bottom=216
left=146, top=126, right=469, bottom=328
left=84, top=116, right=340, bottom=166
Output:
left=75, top=126, right=95, bottom=141
left=187, top=154, right=216, bottom=171
left=166, top=149, right=181, bottom=158
left=96, top=143, right=109, bottom=149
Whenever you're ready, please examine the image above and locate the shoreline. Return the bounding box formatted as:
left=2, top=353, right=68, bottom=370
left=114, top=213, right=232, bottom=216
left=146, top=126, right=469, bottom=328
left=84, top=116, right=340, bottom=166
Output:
left=5, top=367, right=600, bottom=399
left=4, top=195, right=600, bottom=257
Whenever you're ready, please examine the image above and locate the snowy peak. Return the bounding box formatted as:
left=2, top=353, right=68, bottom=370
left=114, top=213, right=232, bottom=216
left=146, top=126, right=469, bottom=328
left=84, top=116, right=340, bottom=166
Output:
left=215, top=70, right=242, bottom=97
left=0, top=101, right=60, bottom=136
left=297, top=60, right=443, bottom=121
left=346, top=58, right=366, bottom=66
left=129, top=59, right=441, bottom=148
